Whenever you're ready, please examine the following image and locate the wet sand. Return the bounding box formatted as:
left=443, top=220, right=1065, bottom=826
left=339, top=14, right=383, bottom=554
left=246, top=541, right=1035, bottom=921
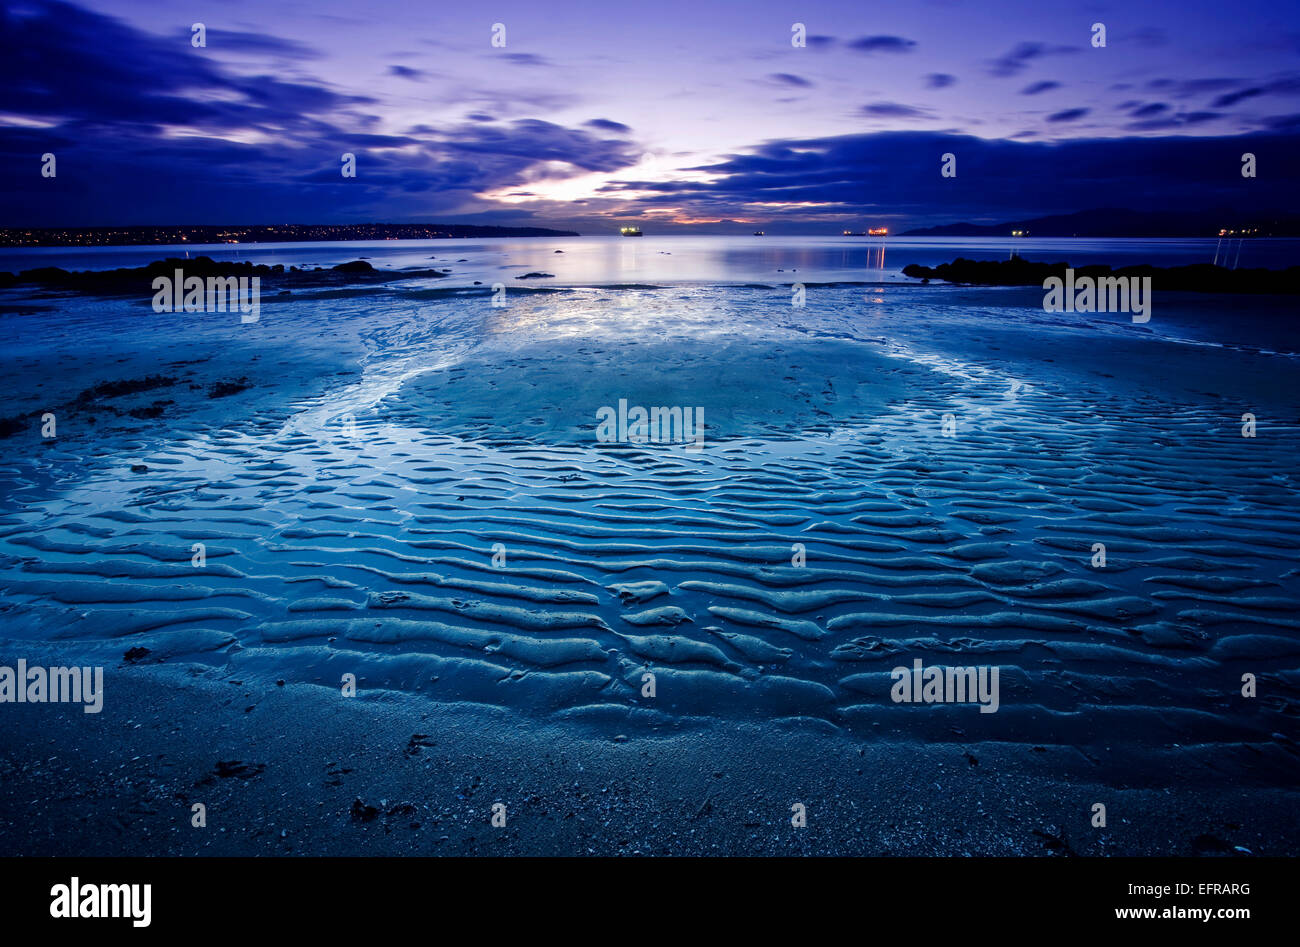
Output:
left=2, top=651, right=1294, bottom=856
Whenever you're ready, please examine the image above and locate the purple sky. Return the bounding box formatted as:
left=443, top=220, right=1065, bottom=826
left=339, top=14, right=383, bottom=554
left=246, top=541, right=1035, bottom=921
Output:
left=2, top=0, right=1298, bottom=231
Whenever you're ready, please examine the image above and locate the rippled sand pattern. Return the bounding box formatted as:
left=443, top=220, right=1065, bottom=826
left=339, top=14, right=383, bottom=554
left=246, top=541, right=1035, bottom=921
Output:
left=1, top=285, right=1297, bottom=750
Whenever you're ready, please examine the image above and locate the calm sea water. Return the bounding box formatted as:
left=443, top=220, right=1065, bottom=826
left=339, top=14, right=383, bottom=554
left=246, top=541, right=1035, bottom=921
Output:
left=2, top=235, right=1297, bottom=287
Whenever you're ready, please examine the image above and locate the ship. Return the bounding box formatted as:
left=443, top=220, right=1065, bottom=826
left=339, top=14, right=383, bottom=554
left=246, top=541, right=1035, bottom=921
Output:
left=753, top=230, right=765, bottom=236
left=868, top=227, right=888, bottom=236
left=619, top=226, right=643, bottom=237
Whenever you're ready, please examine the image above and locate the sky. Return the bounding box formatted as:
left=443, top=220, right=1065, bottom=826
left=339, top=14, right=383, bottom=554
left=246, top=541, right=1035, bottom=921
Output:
left=2, top=0, right=1298, bottom=232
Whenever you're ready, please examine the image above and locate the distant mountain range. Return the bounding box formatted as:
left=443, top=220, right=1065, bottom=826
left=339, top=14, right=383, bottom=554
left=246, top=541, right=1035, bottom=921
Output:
left=0, top=223, right=580, bottom=247
left=902, top=208, right=1300, bottom=238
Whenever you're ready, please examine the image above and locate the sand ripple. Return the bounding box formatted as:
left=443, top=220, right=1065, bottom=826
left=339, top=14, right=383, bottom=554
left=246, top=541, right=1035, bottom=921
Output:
left=1, top=285, right=1297, bottom=752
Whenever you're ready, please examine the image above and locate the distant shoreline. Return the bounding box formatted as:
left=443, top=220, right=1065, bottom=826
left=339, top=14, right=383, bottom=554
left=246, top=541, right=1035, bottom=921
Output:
left=0, top=223, right=580, bottom=248
left=901, top=208, right=1300, bottom=238
left=10, top=229, right=1300, bottom=251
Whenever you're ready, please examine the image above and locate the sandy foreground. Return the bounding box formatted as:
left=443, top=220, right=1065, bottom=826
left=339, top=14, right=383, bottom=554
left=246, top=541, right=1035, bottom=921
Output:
left=2, top=650, right=1295, bottom=856
left=0, top=279, right=1297, bottom=855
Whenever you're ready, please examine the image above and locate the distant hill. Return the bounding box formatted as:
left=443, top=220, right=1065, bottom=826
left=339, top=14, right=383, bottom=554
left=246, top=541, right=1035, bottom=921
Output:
left=903, top=208, right=1300, bottom=238
left=0, top=223, right=580, bottom=248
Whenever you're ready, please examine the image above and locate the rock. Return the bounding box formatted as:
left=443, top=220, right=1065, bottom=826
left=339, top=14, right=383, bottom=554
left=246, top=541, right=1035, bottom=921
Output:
left=208, top=378, right=251, bottom=399
left=902, top=257, right=1300, bottom=294
left=350, top=799, right=379, bottom=822
left=212, top=760, right=265, bottom=779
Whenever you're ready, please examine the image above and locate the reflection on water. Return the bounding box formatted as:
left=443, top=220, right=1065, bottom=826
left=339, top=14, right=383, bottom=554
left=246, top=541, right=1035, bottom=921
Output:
left=1, top=235, right=1297, bottom=287
left=868, top=240, right=886, bottom=271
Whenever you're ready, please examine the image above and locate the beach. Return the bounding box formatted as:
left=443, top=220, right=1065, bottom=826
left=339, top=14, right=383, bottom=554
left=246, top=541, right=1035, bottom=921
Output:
left=1, top=237, right=1297, bottom=855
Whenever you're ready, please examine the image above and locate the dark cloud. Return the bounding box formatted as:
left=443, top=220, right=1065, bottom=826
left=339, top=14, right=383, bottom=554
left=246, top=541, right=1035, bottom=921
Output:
left=388, top=65, right=426, bottom=80
left=1213, top=87, right=1266, bottom=108
left=0, top=0, right=640, bottom=225
left=498, top=52, right=552, bottom=67
left=585, top=118, right=632, bottom=133
left=1021, top=81, right=1061, bottom=95
left=987, top=42, right=1078, bottom=78
left=0, top=0, right=372, bottom=133
left=847, top=35, right=917, bottom=54
left=925, top=73, right=956, bottom=89
left=596, top=130, right=1300, bottom=226
left=1046, top=108, right=1090, bottom=122
left=1125, top=110, right=1223, bottom=131
left=437, top=119, right=640, bottom=174
left=1131, top=103, right=1168, bottom=117
left=768, top=73, right=813, bottom=88
left=1187, top=74, right=1300, bottom=111
left=175, top=28, right=321, bottom=59
left=862, top=102, right=927, bottom=118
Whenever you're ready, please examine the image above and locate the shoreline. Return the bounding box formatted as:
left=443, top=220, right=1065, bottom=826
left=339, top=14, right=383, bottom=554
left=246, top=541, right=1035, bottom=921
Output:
left=902, top=257, right=1300, bottom=293
left=5, top=253, right=1300, bottom=297
left=0, top=224, right=580, bottom=249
